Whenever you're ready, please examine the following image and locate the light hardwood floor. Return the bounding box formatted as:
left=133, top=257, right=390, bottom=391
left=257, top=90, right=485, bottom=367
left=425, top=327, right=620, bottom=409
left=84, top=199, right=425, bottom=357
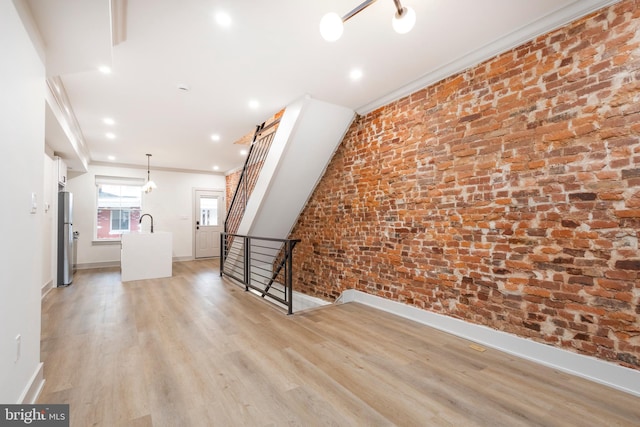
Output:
left=39, top=259, right=640, bottom=426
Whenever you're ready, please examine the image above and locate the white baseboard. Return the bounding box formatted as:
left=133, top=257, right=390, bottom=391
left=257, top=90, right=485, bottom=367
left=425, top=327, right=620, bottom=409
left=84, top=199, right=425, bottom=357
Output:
left=339, top=289, right=640, bottom=397
left=18, top=363, right=44, bottom=404
left=294, top=291, right=331, bottom=310
left=41, top=280, right=53, bottom=299
left=76, top=261, right=120, bottom=269
left=76, top=256, right=200, bottom=271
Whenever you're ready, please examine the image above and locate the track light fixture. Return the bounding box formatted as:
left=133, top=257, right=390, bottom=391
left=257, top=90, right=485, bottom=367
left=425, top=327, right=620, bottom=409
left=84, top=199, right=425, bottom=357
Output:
left=320, top=0, right=416, bottom=42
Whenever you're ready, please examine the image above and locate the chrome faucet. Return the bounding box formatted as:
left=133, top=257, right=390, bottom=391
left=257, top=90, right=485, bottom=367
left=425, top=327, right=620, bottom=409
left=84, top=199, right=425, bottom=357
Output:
left=139, top=214, right=154, bottom=233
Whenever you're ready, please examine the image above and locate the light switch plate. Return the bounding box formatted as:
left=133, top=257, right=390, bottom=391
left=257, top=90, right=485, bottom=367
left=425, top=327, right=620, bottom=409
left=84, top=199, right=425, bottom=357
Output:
left=30, top=193, right=37, bottom=214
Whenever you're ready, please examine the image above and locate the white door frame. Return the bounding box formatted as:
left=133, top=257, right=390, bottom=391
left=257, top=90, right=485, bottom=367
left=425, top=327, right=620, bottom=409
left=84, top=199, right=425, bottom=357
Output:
left=192, top=187, right=225, bottom=259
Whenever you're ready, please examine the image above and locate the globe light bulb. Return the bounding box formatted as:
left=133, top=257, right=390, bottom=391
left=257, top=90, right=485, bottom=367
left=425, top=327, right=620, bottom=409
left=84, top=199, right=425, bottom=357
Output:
left=392, top=6, right=416, bottom=34
left=320, top=12, right=344, bottom=42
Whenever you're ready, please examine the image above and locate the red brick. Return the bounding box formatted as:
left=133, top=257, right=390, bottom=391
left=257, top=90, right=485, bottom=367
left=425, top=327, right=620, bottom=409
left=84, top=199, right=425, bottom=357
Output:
left=285, top=0, right=640, bottom=372
left=615, top=210, right=640, bottom=218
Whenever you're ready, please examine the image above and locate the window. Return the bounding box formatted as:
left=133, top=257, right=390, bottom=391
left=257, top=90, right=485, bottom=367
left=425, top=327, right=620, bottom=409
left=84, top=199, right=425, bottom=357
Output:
left=110, top=209, right=131, bottom=233
left=200, top=197, right=218, bottom=226
left=95, top=176, right=144, bottom=240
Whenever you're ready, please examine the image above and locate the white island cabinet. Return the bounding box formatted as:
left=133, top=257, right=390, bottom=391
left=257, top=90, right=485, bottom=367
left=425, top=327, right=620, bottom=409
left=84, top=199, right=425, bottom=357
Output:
left=121, top=231, right=172, bottom=281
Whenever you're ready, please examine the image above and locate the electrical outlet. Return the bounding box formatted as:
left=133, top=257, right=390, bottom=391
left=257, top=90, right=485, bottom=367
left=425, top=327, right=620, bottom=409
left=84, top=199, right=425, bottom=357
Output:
left=15, top=334, right=21, bottom=362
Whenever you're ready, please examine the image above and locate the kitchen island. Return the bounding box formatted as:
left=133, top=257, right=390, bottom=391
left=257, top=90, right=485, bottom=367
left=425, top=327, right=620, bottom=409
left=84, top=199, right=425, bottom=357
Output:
left=121, top=231, right=172, bottom=281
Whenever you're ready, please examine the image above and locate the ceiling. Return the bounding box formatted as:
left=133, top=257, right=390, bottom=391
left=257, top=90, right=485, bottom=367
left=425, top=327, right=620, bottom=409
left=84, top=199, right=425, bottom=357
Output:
left=25, top=0, right=617, bottom=174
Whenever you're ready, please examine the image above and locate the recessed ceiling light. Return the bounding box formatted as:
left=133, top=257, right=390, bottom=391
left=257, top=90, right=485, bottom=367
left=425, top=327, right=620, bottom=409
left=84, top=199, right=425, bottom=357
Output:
left=213, top=165, right=220, bottom=171
left=350, top=68, right=363, bottom=81
left=108, top=155, right=116, bottom=161
left=248, top=100, right=259, bottom=109
left=106, top=132, right=116, bottom=139
left=98, top=65, right=112, bottom=74
left=103, top=117, right=115, bottom=125
left=215, top=11, right=232, bottom=27
left=240, top=149, right=248, bottom=156
left=210, top=134, right=221, bottom=141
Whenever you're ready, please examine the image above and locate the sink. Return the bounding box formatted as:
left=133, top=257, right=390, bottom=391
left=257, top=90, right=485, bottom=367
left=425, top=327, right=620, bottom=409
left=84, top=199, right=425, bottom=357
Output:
left=121, top=231, right=172, bottom=282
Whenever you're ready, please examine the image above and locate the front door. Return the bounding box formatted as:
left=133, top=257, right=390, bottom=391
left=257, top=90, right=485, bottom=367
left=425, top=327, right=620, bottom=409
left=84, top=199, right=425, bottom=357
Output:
left=194, top=190, right=224, bottom=258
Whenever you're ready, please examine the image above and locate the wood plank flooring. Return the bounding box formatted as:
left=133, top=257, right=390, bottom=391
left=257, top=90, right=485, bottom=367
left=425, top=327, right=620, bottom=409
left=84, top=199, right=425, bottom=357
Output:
left=38, top=259, right=640, bottom=426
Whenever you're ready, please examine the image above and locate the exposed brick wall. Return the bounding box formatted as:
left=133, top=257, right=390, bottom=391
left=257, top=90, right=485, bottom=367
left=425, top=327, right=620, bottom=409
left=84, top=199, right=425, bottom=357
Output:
left=290, top=0, right=640, bottom=370
left=226, top=167, right=242, bottom=212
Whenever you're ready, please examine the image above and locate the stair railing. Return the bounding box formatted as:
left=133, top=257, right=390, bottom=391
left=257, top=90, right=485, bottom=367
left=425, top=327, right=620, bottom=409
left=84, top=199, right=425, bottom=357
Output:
left=224, top=119, right=281, bottom=240
left=220, top=232, right=300, bottom=315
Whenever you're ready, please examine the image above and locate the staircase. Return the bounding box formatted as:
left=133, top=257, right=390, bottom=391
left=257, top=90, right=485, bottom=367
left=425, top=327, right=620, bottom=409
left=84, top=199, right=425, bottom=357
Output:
left=237, top=95, right=354, bottom=237
left=225, top=116, right=282, bottom=238
left=222, top=95, right=354, bottom=310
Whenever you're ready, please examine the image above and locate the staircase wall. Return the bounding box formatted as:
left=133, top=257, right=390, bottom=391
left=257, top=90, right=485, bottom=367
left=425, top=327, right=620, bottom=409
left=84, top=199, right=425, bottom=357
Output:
left=237, top=95, right=355, bottom=239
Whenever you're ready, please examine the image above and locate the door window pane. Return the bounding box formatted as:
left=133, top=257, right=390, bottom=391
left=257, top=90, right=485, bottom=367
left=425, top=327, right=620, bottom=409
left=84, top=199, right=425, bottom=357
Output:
left=200, top=197, right=218, bottom=226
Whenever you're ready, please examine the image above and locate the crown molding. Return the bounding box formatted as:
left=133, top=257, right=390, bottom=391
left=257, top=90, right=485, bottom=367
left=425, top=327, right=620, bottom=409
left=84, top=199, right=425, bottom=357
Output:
left=90, top=161, right=224, bottom=176
left=45, top=76, right=91, bottom=172
left=356, top=0, right=622, bottom=115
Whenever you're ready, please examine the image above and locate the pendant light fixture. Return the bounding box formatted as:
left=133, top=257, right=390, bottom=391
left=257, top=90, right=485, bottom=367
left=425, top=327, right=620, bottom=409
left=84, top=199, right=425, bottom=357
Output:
left=320, top=0, right=416, bottom=42
left=142, top=154, right=157, bottom=193
left=391, top=1, right=416, bottom=34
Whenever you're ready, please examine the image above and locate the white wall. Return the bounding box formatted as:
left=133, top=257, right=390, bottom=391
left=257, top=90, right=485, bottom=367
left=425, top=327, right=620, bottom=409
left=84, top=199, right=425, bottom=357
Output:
left=66, top=164, right=225, bottom=266
left=0, top=0, right=45, bottom=403
left=240, top=96, right=354, bottom=239
left=42, top=153, right=57, bottom=293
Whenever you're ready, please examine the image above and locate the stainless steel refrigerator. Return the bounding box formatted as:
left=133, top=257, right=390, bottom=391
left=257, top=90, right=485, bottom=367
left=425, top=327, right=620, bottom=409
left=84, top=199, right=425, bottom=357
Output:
left=57, top=191, right=74, bottom=286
